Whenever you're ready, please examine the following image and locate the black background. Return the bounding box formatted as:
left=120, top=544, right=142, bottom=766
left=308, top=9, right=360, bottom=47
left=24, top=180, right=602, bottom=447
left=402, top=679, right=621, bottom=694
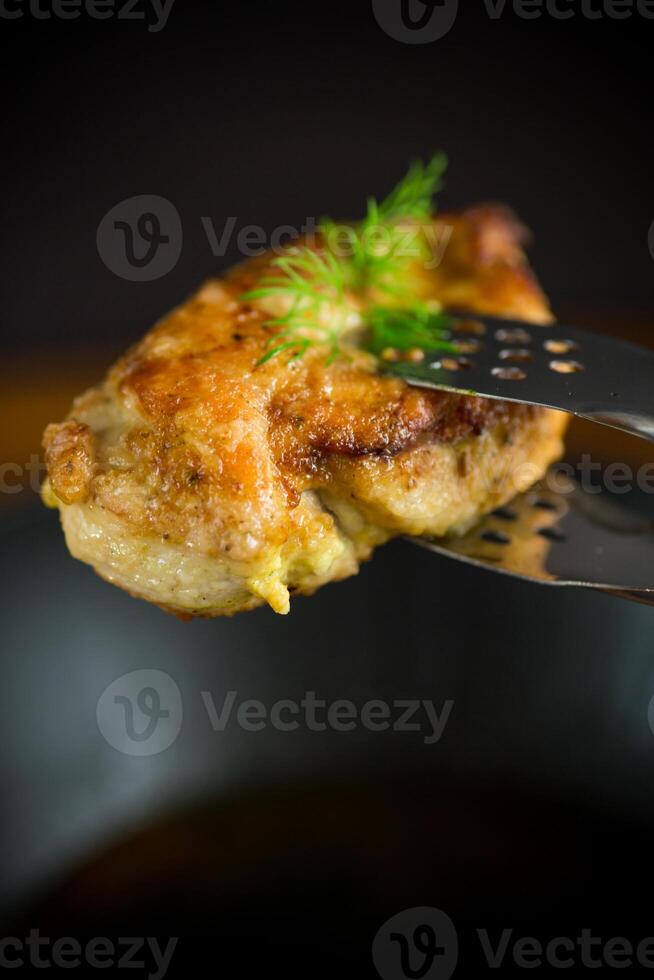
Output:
left=2, top=1, right=654, bottom=977
left=2, top=0, right=653, bottom=350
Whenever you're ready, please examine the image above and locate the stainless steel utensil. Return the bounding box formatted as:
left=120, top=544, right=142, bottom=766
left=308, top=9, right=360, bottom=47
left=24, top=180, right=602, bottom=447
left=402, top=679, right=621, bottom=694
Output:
left=381, top=314, right=654, bottom=605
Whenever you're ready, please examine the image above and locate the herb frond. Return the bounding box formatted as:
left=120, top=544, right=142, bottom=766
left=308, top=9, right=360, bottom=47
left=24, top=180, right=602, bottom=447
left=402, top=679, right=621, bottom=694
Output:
left=242, top=247, right=350, bottom=364
left=256, top=307, right=346, bottom=366
left=364, top=305, right=455, bottom=357
left=322, top=153, right=448, bottom=297
left=242, top=154, right=449, bottom=365
left=243, top=248, right=347, bottom=306
left=353, top=153, right=447, bottom=296
left=367, top=153, right=448, bottom=225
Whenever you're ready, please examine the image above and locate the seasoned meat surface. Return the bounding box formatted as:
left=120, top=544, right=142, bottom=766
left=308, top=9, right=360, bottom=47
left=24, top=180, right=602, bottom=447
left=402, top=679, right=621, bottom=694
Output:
left=42, top=206, right=568, bottom=615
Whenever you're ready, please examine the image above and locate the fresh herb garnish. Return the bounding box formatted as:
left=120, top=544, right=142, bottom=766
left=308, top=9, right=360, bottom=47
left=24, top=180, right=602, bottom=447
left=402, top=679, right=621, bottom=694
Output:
left=241, top=154, right=450, bottom=365
left=365, top=305, right=456, bottom=357
left=244, top=250, right=349, bottom=365
left=322, top=153, right=447, bottom=297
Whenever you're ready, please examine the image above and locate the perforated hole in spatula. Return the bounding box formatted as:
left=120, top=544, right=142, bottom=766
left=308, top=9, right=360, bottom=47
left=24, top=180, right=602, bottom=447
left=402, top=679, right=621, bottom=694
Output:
left=409, top=470, right=654, bottom=605
left=384, top=311, right=654, bottom=603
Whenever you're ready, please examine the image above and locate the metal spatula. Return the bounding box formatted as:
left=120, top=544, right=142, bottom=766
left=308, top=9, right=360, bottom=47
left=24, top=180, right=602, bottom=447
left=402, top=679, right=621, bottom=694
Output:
left=381, top=314, right=654, bottom=605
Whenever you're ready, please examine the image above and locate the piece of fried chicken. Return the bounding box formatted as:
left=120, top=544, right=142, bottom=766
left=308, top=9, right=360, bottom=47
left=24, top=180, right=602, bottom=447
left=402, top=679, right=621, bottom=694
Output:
left=42, top=205, right=568, bottom=616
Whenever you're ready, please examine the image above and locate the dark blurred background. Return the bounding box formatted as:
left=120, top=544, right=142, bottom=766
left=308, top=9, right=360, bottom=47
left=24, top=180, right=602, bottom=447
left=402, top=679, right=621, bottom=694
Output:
left=1, top=0, right=654, bottom=975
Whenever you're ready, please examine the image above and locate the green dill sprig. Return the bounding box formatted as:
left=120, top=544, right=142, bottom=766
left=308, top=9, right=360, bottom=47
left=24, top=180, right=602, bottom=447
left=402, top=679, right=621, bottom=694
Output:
left=324, top=152, right=447, bottom=296
left=364, top=305, right=455, bottom=357
left=244, top=248, right=347, bottom=307
left=242, top=248, right=350, bottom=364
left=255, top=299, right=346, bottom=366
left=241, top=154, right=448, bottom=365
left=366, top=153, right=447, bottom=225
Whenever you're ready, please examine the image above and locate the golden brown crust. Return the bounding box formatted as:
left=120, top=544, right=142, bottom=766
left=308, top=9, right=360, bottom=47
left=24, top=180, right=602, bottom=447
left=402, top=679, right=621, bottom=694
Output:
left=43, top=420, right=95, bottom=505
left=42, top=204, right=568, bottom=616
left=113, top=204, right=550, bottom=485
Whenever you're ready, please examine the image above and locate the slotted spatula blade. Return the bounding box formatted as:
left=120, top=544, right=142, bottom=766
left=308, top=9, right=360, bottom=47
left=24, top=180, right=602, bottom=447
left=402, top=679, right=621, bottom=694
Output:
left=382, top=313, right=654, bottom=605
left=410, top=473, right=654, bottom=605
left=382, top=314, right=654, bottom=442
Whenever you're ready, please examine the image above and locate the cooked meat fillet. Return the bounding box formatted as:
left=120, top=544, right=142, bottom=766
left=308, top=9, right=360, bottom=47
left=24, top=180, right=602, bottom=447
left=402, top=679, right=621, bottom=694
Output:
left=42, top=205, right=568, bottom=616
